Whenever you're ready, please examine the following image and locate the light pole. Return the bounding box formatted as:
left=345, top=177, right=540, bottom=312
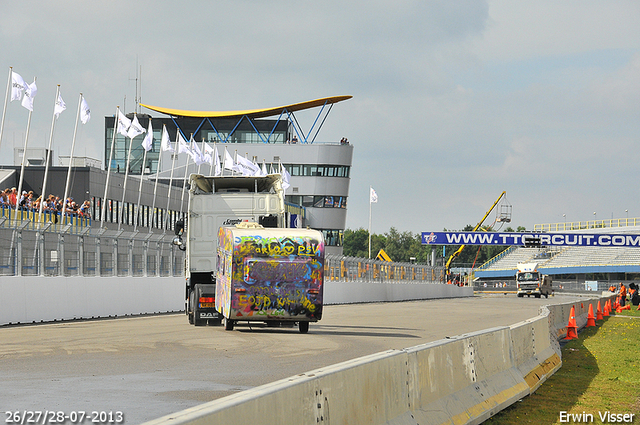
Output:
left=563, top=214, right=566, bottom=231
left=593, top=211, right=597, bottom=228
left=626, top=209, right=628, bottom=226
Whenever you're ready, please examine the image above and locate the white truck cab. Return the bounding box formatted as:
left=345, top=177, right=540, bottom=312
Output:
left=174, top=173, right=287, bottom=325
left=516, top=262, right=552, bottom=298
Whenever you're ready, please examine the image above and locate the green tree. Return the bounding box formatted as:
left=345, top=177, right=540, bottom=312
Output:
left=343, top=228, right=369, bottom=258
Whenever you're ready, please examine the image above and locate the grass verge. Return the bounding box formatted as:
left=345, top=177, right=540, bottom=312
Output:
left=485, top=305, right=640, bottom=424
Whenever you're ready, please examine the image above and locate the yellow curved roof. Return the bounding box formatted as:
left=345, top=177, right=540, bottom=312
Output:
left=140, top=95, right=352, bottom=119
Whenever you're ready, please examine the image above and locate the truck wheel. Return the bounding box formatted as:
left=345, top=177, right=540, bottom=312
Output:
left=535, top=294, right=541, bottom=299
left=517, top=293, right=523, bottom=298
left=544, top=293, right=549, bottom=298
left=299, top=321, right=309, bottom=334
left=224, top=317, right=235, bottom=331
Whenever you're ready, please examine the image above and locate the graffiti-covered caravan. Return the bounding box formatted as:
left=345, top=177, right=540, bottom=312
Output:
left=216, top=223, right=324, bottom=333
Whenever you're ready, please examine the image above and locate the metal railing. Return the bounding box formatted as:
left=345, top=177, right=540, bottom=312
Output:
left=0, top=219, right=183, bottom=278
left=534, top=217, right=640, bottom=232
left=325, top=255, right=444, bottom=283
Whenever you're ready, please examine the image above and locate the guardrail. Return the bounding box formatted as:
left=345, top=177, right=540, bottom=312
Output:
left=0, top=223, right=183, bottom=277
left=141, top=295, right=615, bottom=425
left=534, top=217, right=640, bottom=232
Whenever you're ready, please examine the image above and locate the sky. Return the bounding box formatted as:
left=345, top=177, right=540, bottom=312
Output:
left=1, top=0, right=639, bottom=235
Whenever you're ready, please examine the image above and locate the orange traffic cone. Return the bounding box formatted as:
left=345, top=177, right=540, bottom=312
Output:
left=566, top=306, right=578, bottom=340
left=596, top=301, right=603, bottom=320
left=605, top=300, right=611, bottom=316
left=586, top=304, right=596, bottom=327
left=620, top=305, right=631, bottom=311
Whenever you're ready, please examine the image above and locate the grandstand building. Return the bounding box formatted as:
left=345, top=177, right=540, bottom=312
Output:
left=475, top=222, right=640, bottom=287
left=104, top=96, right=353, bottom=255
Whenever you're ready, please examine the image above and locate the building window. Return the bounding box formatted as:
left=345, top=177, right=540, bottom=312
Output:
left=286, top=195, right=347, bottom=209
left=283, top=164, right=350, bottom=178
left=320, top=229, right=343, bottom=246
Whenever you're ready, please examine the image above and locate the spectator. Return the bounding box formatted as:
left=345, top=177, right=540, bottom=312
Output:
left=8, top=188, right=17, bottom=208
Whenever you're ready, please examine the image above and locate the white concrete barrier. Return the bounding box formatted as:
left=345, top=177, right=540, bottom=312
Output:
left=0, top=276, right=472, bottom=326
left=0, top=276, right=184, bottom=325
left=141, top=294, right=614, bottom=425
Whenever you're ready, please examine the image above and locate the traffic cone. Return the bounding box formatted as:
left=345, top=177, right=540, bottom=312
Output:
left=620, top=305, right=630, bottom=311
left=596, top=301, right=603, bottom=320
left=614, top=297, right=619, bottom=310
left=604, top=300, right=611, bottom=316
left=586, top=304, right=596, bottom=327
left=566, top=306, right=578, bottom=340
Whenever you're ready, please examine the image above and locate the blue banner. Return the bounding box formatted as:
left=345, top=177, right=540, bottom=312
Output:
left=421, top=231, right=640, bottom=247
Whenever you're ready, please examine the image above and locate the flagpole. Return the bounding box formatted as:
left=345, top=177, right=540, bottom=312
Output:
left=0, top=67, right=12, bottom=152
left=119, top=113, right=140, bottom=230
left=149, top=124, right=165, bottom=232
left=58, top=93, right=83, bottom=220
left=368, top=186, right=372, bottom=259
left=223, top=146, right=228, bottom=176
left=163, top=131, right=177, bottom=231
left=134, top=147, right=149, bottom=231
left=196, top=136, right=203, bottom=176
left=101, top=107, right=119, bottom=229
left=39, top=85, right=61, bottom=224
left=134, top=117, right=153, bottom=231
left=179, top=136, right=193, bottom=215
left=16, top=78, right=36, bottom=215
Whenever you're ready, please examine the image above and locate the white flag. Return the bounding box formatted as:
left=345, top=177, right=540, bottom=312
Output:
left=224, top=148, right=238, bottom=172
left=280, top=163, right=291, bottom=191
left=213, top=145, right=221, bottom=176
left=127, top=114, right=145, bottom=139
left=11, top=71, right=26, bottom=101
left=177, top=132, right=195, bottom=161
left=21, top=79, right=37, bottom=111
left=141, top=119, right=153, bottom=152
left=116, top=110, right=131, bottom=137
left=80, top=97, right=91, bottom=124
left=370, top=187, right=378, bottom=203
left=191, top=137, right=205, bottom=166
left=161, top=125, right=174, bottom=152
left=203, top=142, right=215, bottom=168
left=54, top=92, right=66, bottom=118
left=261, top=161, right=267, bottom=176
left=236, top=155, right=260, bottom=176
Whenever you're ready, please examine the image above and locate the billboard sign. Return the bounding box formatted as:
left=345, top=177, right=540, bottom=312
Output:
left=421, top=231, right=640, bottom=248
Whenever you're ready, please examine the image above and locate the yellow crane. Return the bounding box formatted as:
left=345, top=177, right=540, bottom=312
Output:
left=444, top=191, right=511, bottom=278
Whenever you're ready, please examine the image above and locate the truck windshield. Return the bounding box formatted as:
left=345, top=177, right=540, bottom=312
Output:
left=518, top=272, right=539, bottom=282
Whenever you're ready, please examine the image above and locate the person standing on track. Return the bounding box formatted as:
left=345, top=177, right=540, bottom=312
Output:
left=619, top=283, right=627, bottom=307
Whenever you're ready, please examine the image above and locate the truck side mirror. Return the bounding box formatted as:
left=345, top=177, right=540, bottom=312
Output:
left=172, top=236, right=186, bottom=251
left=175, top=220, right=184, bottom=236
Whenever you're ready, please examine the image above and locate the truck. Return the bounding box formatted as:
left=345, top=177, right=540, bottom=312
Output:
left=173, top=173, right=287, bottom=326
left=216, top=223, right=324, bottom=333
left=515, top=262, right=552, bottom=298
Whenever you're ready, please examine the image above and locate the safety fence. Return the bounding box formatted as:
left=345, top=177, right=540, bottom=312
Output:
left=0, top=222, right=183, bottom=277
left=325, top=255, right=444, bottom=283
left=0, top=205, right=91, bottom=229
left=0, top=220, right=442, bottom=282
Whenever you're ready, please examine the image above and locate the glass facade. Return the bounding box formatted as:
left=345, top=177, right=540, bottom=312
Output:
left=284, top=164, right=350, bottom=178
left=105, top=115, right=289, bottom=174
